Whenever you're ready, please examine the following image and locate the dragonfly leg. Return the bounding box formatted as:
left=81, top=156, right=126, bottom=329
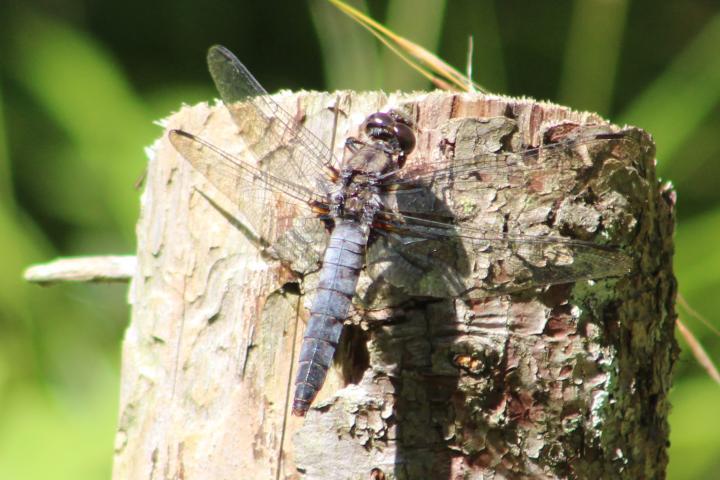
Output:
left=345, top=137, right=367, bottom=153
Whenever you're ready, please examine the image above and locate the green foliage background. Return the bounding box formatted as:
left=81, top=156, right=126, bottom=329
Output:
left=1, top=0, right=718, bottom=478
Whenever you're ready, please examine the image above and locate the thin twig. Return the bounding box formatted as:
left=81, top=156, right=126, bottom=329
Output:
left=23, top=255, right=136, bottom=284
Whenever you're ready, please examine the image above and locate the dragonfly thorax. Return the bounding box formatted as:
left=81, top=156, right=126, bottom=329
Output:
left=343, top=141, right=399, bottom=174
left=330, top=166, right=383, bottom=224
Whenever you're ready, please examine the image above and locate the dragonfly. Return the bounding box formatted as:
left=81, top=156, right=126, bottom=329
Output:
left=169, top=45, right=633, bottom=417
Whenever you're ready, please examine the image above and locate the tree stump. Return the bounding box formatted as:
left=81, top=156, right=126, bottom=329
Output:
left=112, top=91, right=676, bottom=479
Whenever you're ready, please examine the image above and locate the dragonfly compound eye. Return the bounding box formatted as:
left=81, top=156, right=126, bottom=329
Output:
left=363, top=112, right=394, bottom=134
left=393, top=122, right=416, bottom=155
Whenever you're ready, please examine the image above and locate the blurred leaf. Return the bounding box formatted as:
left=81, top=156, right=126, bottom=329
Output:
left=381, top=0, right=448, bottom=91
left=0, top=12, right=131, bottom=480
left=0, top=85, right=15, bottom=209
left=675, top=207, right=720, bottom=300
left=0, top=376, right=117, bottom=480
left=442, top=0, right=506, bottom=92
left=311, top=0, right=380, bottom=90
left=8, top=13, right=156, bottom=242
left=559, top=0, right=629, bottom=115
left=619, top=12, right=720, bottom=178
left=667, top=376, right=720, bottom=479
left=0, top=196, right=53, bottom=324
left=674, top=207, right=720, bottom=373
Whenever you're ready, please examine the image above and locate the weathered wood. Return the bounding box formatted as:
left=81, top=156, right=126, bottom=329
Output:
left=112, top=91, right=676, bottom=479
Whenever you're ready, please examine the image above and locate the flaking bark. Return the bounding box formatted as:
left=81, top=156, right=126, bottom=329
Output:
left=112, top=90, right=676, bottom=479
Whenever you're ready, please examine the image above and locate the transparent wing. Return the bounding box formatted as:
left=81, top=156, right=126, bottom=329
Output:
left=368, top=211, right=633, bottom=298
left=207, top=45, right=338, bottom=194
left=369, top=128, right=633, bottom=297
left=169, top=129, right=329, bottom=246
left=383, top=132, right=628, bottom=190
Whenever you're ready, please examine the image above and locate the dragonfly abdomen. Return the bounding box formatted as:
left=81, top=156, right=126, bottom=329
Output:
left=292, top=220, right=367, bottom=416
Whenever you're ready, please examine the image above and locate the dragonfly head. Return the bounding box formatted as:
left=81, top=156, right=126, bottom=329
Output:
left=362, top=111, right=416, bottom=168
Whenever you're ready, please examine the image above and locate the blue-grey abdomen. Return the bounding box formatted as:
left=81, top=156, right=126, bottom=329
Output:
left=292, top=221, right=366, bottom=416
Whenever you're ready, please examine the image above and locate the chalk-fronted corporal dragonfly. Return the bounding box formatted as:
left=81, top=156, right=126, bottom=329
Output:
left=169, top=45, right=633, bottom=416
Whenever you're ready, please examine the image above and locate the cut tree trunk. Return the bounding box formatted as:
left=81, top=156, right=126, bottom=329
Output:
left=112, top=91, right=676, bottom=480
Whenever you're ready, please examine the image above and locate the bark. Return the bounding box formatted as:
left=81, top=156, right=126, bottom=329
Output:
left=112, top=91, right=676, bottom=479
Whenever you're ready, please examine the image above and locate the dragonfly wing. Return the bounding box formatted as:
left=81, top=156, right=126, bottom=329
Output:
left=371, top=121, right=633, bottom=298
left=368, top=214, right=633, bottom=299
left=169, top=129, right=329, bottom=249
left=385, top=120, right=628, bottom=192
left=268, top=215, right=329, bottom=274
left=207, top=45, right=338, bottom=195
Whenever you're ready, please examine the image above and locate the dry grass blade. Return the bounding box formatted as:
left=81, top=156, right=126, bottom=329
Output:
left=676, top=294, right=720, bottom=384
left=678, top=293, right=720, bottom=337
left=328, top=0, right=486, bottom=92
left=676, top=318, right=720, bottom=385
